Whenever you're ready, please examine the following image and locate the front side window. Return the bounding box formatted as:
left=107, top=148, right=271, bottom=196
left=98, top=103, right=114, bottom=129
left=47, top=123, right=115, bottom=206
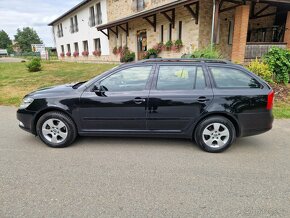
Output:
left=99, top=66, right=152, bottom=92
left=83, top=40, right=88, bottom=52
left=156, top=66, right=205, bottom=90
left=210, top=67, right=261, bottom=88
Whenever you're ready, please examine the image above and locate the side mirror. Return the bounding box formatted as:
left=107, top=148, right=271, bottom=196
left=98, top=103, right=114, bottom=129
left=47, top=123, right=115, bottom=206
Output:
left=92, top=85, right=101, bottom=93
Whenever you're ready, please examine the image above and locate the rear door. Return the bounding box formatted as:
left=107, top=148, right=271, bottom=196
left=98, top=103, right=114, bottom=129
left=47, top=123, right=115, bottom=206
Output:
left=147, top=63, right=213, bottom=133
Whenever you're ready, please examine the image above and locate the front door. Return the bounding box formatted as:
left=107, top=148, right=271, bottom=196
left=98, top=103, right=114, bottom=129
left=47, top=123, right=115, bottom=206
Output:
left=147, top=64, right=213, bottom=132
left=79, top=65, right=153, bottom=132
left=137, top=30, right=147, bottom=60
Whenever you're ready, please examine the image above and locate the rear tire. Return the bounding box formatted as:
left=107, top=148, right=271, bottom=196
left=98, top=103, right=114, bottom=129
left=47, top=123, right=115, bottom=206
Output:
left=36, top=111, right=77, bottom=148
left=194, top=116, right=236, bottom=153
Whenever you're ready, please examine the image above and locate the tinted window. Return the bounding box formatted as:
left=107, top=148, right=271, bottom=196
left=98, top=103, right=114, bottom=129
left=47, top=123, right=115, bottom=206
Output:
left=156, top=66, right=205, bottom=90
left=210, top=67, right=261, bottom=88
left=99, top=66, right=152, bottom=92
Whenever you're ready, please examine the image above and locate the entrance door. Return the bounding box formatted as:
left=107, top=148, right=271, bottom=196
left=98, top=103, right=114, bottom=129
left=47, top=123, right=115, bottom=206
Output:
left=137, top=30, right=147, bottom=60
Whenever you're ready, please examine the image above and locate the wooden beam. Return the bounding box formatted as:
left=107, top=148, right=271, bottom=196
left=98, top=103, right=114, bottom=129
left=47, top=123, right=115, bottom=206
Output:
left=255, top=5, right=270, bottom=17
left=100, top=29, right=109, bottom=39
left=213, top=0, right=220, bottom=44
left=184, top=2, right=199, bottom=24
left=108, top=26, right=118, bottom=38
left=161, top=9, right=175, bottom=28
left=143, top=14, right=157, bottom=32
left=118, top=23, right=129, bottom=36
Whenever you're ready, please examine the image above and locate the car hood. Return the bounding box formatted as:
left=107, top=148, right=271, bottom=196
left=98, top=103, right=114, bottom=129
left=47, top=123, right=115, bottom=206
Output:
left=27, top=83, right=79, bottom=97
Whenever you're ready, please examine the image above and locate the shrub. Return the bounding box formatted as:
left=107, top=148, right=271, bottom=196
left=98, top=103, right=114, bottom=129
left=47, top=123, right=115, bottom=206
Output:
left=247, top=59, right=273, bottom=83
left=60, top=52, right=65, bottom=57
left=120, top=47, right=135, bottom=62
left=66, top=52, right=71, bottom=57
left=143, top=48, right=158, bottom=59
left=263, top=47, right=290, bottom=84
left=191, top=46, right=222, bottom=59
left=26, top=58, right=41, bottom=72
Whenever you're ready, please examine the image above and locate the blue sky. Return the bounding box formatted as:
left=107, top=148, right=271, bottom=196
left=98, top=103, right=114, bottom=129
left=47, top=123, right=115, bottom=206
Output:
left=0, top=0, right=82, bottom=47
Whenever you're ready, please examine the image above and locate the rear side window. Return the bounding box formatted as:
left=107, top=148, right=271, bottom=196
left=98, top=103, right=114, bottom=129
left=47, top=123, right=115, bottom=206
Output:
left=156, top=66, right=206, bottom=90
left=210, top=67, right=261, bottom=89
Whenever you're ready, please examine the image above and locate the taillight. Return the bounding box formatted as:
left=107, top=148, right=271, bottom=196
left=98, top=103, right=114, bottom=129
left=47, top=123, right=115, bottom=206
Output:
left=267, top=90, right=274, bottom=110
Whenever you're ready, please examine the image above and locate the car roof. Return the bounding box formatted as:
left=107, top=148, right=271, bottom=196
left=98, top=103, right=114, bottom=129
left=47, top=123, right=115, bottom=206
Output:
left=136, top=58, right=232, bottom=64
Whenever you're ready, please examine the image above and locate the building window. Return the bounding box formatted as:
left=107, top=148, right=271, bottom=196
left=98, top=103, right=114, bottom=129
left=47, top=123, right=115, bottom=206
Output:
left=96, top=3, right=102, bottom=25
left=83, top=40, right=89, bottom=52
left=94, top=38, right=101, bottom=51
left=178, top=21, right=182, bottom=40
left=70, top=15, right=79, bottom=33
left=61, top=45, right=64, bottom=53
left=89, top=6, right=96, bottom=27
left=160, top=25, right=164, bottom=42
left=74, top=42, right=79, bottom=52
left=168, top=24, right=172, bottom=41
left=74, top=15, right=79, bottom=32
left=67, top=44, right=71, bottom=53
left=228, top=19, right=234, bottom=45
left=57, top=23, right=64, bottom=37
left=137, top=0, right=144, bottom=11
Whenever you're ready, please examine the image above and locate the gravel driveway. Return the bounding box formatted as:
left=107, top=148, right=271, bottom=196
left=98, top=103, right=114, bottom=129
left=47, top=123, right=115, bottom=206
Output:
left=0, top=106, right=289, bottom=217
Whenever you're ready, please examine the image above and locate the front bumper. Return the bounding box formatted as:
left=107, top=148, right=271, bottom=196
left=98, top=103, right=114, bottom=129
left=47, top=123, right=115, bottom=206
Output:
left=17, top=109, right=36, bottom=135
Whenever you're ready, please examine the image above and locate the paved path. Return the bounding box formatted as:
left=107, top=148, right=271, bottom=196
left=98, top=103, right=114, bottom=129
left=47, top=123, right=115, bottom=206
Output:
left=0, top=106, right=289, bottom=217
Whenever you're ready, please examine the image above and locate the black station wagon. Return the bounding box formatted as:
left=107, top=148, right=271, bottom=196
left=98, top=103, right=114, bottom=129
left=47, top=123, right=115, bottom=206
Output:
left=17, top=59, right=274, bottom=153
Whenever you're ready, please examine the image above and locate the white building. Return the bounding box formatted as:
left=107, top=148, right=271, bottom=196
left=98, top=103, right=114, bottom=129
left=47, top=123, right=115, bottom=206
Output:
left=48, top=0, right=109, bottom=61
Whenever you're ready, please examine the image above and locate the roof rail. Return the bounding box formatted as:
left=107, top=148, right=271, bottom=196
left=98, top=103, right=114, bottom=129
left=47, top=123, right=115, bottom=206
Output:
left=138, top=58, right=231, bottom=64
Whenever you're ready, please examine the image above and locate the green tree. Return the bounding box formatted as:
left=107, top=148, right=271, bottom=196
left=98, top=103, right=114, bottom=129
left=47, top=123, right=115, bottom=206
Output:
left=0, top=30, right=12, bottom=53
left=14, top=27, right=43, bottom=52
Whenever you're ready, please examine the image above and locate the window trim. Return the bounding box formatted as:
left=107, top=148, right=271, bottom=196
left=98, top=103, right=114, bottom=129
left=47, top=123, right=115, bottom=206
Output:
left=208, top=66, right=262, bottom=89
left=152, top=64, right=207, bottom=91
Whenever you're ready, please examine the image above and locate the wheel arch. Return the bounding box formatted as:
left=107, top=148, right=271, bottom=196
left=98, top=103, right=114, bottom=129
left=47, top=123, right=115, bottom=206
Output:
left=32, top=107, right=77, bottom=135
left=192, top=112, right=241, bottom=139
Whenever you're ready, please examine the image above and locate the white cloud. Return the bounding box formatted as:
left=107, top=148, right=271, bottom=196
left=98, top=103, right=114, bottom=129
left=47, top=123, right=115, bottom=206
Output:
left=0, top=0, right=82, bottom=47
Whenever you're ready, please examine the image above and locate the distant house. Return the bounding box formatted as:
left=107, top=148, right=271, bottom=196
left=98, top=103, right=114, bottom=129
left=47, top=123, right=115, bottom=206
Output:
left=48, top=0, right=109, bottom=61
left=49, top=0, right=290, bottom=63
left=0, top=49, right=8, bottom=57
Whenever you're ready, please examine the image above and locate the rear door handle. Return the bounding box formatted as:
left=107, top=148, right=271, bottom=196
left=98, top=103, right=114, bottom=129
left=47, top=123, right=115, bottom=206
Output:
left=133, top=98, right=146, bottom=104
left=197, top=96, right=210, bottom=103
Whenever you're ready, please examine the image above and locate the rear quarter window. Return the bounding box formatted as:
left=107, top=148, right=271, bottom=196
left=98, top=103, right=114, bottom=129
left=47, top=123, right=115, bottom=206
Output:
left=209, top=67, right=261, bottom=89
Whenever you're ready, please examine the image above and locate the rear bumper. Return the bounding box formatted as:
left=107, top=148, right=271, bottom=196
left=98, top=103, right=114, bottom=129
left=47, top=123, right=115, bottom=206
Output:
left=17, top=109, right=36, bottom=135
left=238, top=111, right=274, bottom=137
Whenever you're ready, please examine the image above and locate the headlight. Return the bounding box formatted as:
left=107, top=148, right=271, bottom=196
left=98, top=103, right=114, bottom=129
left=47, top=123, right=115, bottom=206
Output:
left=19, top=97, right=34, bottom=109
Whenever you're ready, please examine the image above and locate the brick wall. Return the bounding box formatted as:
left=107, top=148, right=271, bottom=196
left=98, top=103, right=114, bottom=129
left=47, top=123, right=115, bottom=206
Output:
left=231, top=5, right=250, bottom=63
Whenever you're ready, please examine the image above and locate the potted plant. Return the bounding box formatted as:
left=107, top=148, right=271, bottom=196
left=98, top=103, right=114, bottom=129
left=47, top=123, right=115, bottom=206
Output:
left=172, top=39, right=183, bottom=52
left=113, top=46, right=118, bottom=55
left=153, top=42, right=164, bottom=53
left=144, top=48, right=158, bottom=59
left=73, top=51, right=79, bottom=57
left=93, top=50, right=101, bottom=57
left=66, top=52, right=71, bottom=57
left=82, top=51, right=89, bottom=56
left=117, top=46, right=123, bottom=54
left=165, top=40, right=173, bottom=51
left=60, top=52, right=65, bottom=57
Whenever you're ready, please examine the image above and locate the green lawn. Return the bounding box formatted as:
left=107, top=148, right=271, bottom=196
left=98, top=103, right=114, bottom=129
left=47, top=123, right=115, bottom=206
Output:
left=0, top=61, right=116, bottom=106
left=0, top=60, right=289, bottom=118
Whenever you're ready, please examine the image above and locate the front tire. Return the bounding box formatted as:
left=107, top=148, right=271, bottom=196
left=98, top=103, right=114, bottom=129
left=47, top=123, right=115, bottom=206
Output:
left=36, top=111, right=77, bottom=148
left=194, top=116, right=236, bottom=153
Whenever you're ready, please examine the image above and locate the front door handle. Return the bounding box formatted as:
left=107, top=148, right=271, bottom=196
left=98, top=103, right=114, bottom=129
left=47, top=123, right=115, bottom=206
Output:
left=133, top=98, right=146, bottom=104
left=197, top=96, right=210, bottom=103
